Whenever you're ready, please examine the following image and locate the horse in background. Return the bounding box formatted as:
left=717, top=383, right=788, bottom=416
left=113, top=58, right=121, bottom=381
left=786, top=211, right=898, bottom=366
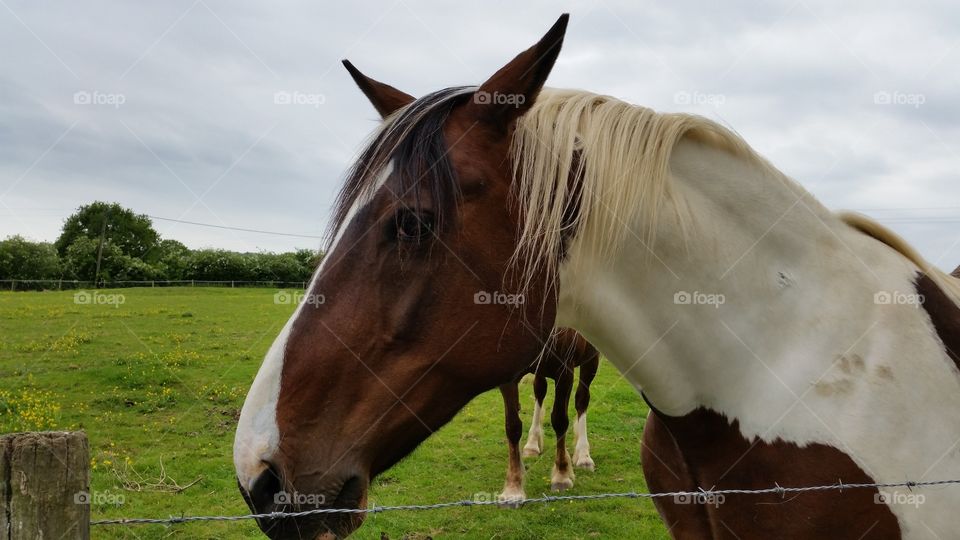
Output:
left=498, top=329, right=599, bottom=503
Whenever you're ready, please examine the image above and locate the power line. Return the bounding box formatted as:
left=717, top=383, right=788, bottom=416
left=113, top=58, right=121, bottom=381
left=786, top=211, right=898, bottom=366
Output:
left=147, top=215, right=323, bottom=239
left=150, top=212, right=960, bottom=236
left=856, top=206, right=960, bottom=213
left=873, top=218, right=960, bottom=224
left=857, top=209, right=960, bottom=224
left=87, top=209, right=960, bottom=242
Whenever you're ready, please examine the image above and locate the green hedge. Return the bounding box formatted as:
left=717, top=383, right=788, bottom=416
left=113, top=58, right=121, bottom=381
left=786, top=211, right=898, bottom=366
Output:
left=0, top=236, right=319, bottom=284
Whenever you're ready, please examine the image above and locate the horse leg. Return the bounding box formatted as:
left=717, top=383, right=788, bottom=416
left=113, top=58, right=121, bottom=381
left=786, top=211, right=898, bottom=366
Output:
left=522, top=374, right=548, bottom=456
left=573, top=352, right=599, bottom=471
left=498, top=383, right=526, bottom=505
left=642, top=410, right=712, bottom=539
left=550, top=367, right=575, bottom=491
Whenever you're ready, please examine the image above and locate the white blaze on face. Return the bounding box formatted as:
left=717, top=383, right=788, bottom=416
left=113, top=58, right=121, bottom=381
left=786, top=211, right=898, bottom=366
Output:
left=233, top=291, right=308, bottom=491
left=233, top=162, right=394, bottom=492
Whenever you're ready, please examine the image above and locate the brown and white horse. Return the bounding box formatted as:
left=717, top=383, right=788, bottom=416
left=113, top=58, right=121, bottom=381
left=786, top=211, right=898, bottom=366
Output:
left=498, top=329, right=599, bottom=503
left=234, top=15, right=960, bottom=539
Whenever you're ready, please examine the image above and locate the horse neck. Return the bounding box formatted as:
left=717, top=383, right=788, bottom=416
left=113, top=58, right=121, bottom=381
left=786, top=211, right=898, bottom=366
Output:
left=556, top=137, right=928, bottom=433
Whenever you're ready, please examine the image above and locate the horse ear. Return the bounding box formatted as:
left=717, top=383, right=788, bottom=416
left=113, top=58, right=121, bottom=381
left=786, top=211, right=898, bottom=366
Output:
left=342, top=60, right=415, bottom=118
left=467, top=14, right=569, bottom=130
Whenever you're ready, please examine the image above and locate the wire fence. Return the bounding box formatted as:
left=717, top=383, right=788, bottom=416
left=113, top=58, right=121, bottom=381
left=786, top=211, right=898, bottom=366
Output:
left=0, top=279, right=308, bottom=291
left=91, top=478, right=960, bottom=526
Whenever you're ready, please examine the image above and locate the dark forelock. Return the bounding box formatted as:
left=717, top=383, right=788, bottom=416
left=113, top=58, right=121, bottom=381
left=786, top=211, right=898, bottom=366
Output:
left=326, top=86, right=476, bottom=250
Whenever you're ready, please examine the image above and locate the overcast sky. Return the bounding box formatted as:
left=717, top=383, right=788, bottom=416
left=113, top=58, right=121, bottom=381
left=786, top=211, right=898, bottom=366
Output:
left=1, top=0, right=958, bottom=270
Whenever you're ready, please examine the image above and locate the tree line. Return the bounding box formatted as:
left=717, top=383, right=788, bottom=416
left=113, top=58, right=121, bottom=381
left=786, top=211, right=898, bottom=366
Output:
left=0, top=202, right=322, bottom=285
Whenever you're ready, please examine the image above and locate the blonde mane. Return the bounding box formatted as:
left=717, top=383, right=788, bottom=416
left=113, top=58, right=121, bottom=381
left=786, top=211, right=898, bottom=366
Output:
left=839, top=212, right=960, bottom=305
left=509, top=88, right=782, bottom=290
left=509, top=88, right=960, bottom=309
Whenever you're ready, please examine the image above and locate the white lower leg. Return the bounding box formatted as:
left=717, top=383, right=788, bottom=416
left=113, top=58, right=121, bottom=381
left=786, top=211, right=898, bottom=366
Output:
left=572, top=413, right=595, bottom=470
left=522, top=401, right=545, bottom=456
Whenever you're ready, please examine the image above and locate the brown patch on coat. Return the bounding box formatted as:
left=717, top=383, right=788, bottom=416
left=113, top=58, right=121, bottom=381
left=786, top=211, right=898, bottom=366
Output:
left=641, top=404, right=901, bottom=539
left=836, top=354, right=865, bottom=375
left=875, top=365, right=895, bottom=381
left=916, top=273, right=960, bottom=371
left=813, top=378, right=853, bottom=397
left=642, top=410, right=714, bottom=539
left=814, top=354, right=865, bottom=397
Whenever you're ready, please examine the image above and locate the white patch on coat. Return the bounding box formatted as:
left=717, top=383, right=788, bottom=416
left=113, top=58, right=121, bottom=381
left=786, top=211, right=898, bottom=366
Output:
left=555, top=139, right=960, bottom=537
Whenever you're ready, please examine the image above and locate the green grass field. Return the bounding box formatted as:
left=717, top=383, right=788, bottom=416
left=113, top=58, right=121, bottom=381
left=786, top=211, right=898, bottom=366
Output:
left=0, top=288, right=667, bottom=539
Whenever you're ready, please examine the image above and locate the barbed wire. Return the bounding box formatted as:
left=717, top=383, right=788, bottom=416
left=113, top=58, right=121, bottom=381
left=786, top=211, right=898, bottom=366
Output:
left=91, top=478, right=960, bottom=526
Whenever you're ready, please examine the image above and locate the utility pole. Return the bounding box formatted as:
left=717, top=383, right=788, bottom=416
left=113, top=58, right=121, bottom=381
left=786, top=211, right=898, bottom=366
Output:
left=93, top=207, right=111, bottom=288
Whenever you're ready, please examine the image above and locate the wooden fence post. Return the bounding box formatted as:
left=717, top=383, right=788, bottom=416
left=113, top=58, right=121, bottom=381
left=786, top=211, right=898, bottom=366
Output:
left=0, top=431, right=89, bottom=540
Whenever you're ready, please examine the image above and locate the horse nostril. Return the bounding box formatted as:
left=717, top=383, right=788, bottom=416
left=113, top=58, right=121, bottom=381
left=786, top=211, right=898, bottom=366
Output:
left=247, top=461, right=284, bottom=511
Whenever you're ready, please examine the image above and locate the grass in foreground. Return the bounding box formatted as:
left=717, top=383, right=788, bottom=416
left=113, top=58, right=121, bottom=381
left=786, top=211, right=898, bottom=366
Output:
left=0, top=287, right=666, bottom=539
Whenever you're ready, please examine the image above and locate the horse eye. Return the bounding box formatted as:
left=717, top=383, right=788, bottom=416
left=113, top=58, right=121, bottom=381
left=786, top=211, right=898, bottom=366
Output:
left=394, top=210, right=434, bottom=241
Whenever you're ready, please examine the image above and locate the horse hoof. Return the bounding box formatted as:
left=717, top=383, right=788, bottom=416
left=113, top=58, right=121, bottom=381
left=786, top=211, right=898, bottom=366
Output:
left=551, top=478, right=574, bottom=491
left=574, top=456, right=595, bottom=471
left=522, top=446, right=541, bottom=457
left=498, top=490, right=525, bottom=508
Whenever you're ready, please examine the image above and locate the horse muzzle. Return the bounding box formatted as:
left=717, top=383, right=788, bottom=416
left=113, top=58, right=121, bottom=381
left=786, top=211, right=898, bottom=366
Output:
left=239, top=464, right=368, bottom=539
